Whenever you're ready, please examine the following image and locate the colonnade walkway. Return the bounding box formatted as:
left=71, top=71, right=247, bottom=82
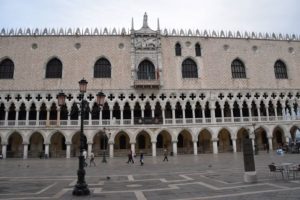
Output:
left=0, top=152, right=300, bottom=199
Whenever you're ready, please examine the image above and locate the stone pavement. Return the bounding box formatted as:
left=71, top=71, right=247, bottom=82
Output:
left=0, top=152, right=300, bottom=200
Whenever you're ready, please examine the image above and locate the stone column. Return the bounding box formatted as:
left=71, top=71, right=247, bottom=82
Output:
left=4, top=109, right=8, bottom=126
left=193, top=141, right=198, bottom=155
left=152, top=142, right=156, bottom=157
left=109, top=142, right=114, bottom=158
left=141, top=109, right=145, bottom=118
left=230, top=107, right=234, bottom=122
left=210, top=107, right=216, bottom=123
left=66, top=143, right=71, bottom=158
left=2, top=144, right=7, bottom=159
left=25, top=109, right=29, bottom=126
left=110, top=109, right=113, bottom=124
left=57, top=108, right=61, bottom=126
left=99, top=109, right=102, bottom=125
left=182, top=109, right=186, bottom=124
left=257, top=106, right=261, bottom=121
left=131, top=143, right=135, bottom=155
left=274, top=105, right=278, bottom=120
left=46, top=109, right=50, bottom=126
left=45, top=143, right=50, bottom=157
left=15, top=109, right=19, bottom=126
left=212, top=139, right=218, bottom=154
left=268, top=137, right=273, bottom=150
left=88, top=112, right=92, bottom=125
left=36, top=109, right=40, bottom=126
left=202, top=108, right=206, bottom=123
left=247, top=104, right=252, bottom=122
left=151, top=109, right=155, bottom=118
left=232, top=138, right=237, bottom=153
left=221, top=106, right=224, bottom=122
left=162, top=108, right=165, bottom=125
left=67, top=109, right=71, bottom=125
left=131, top=109, right=134, bottom=125
left=87, top=142, right=92, bottom=157
left=239, top=107, right=243, bottom=122
left=172, top=141, right=177, bottom=156
left=120, top=109, right=124, bottom=125
left=23, top=143, right=28, bottom=159
left=266, top=106, right=269, bottom=121
left=172, top=108, right=176, bottom=124
left=192, top=106, right=196, bottom=124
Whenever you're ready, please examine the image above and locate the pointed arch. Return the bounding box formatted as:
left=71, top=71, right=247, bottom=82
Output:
left=274, top=60, right=288, bottom=79
left=175, top=42, right=181, bottom=56
left=182, top=58, right=198, bottom=78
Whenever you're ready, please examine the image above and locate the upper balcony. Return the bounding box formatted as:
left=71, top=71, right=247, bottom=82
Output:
left=133, top=79, right=161, bottom=89
left=0, top=115, right=299, bottom=129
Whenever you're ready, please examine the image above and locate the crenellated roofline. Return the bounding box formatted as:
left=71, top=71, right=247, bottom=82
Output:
left=0, top=27, right=299, bottom=41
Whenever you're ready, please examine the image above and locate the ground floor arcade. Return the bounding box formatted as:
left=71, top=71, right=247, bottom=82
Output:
left=0, top=123, right=299, bottom=159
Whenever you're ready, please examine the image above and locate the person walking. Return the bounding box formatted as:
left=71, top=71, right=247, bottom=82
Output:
left=163, top=149, right=168, bottom=162
left=127, top=150, right=134, bottom=164
left=82, top=149, right=88, bottom=167
left=140, top=152, right=144, bottom=166
left=90, top=152, right=96, bottom=167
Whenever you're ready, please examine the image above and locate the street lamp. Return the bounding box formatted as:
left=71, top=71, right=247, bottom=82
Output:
left=58, top=78, right=106, bottom=196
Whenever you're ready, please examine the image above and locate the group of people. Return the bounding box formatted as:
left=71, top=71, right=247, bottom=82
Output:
left=82, top=149, right=96, bottom=167
left=81, top=148, right=170, bottom=167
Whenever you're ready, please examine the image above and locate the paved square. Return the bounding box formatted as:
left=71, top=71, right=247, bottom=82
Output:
left=0, top=152, right=300, bottom=200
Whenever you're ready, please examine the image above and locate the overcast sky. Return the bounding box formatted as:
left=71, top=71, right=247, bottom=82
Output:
left=0, top=0, right=299, bottom=34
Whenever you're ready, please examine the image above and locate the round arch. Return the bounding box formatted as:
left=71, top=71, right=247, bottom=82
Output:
left=198, top=129, right=212, bottom=153
left=156, top=130, right=172, bottom=155
left=29, top=132, right=44, bottom=158
left=236, top=128, right=249, bottom=152
left=7, top=132, right=23, bottom=158
left=50, top=132, right=66, bottom=158
left=218, top=128, right=232, bottom=153
left=114, top=131, right=130, bottom=156
left=177, top=129, right=193, bottom=154
left=135, top=131, right=152, bottom=155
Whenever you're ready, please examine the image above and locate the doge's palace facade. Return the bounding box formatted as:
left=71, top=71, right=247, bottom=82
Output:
left=0, top=13, right=300, bottom=159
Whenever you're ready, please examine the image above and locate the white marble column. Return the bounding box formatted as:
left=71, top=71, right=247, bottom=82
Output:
left=88, top=112, right=92, bottom=125
left=131, top=143, right=135, bottom=155
left=247, top=105, right=252, bottom=122
left=2, top=144, right=7, bottom=159
left=268, top=137, right=273, bottom=150
left=151, top=109, right=155, bottom=118
left=25, top=109, right=29, bottom=126
left=266, top=106, right=269, bottom=121
left=192, top=107, right=195, bottom=124
left=210, top=107, right=215, bottom=123
left=239, top=108, right=243, bottom=122
left=232, top=139, right=237, bottom=153
left=109, top=142, right=114, bottom=158
left=45, top=143, right=49, bottom=157
left=182, top=109, right=186, bottom=124
left=120, top=109, right=124, bottom=125
left=221, top=106, right=224, bottom=122
left=172, top=141, right=177, bottom=156
left=172, top=108, right=176, bottom=124
left=57, top=108, right=61, bottom=126
left=66, top=143, right=71, bottom=158
left=152, top=142, right=156, bottom=157
left=131, top=109, right=134, bottom=125
left=193, top=141, right=197, bottom=155
left=23, top=143, right=28, bottom=159
left=202, top=108, right=206, bottom=123
left=212, top=139, right=218, bottom=154
left=141, top=109, right=145, bottom=118
left=230, top=107, right=234, bottom=122
left=257, top=106, right=261, bottom=121
left=36, top=109, right=40, bottom=126
left=46, top=109, right=50, bottom=126
left=15, top=109, right=19, bottom=126
left=162, top=109, right=165, bottom=125
left=274, top=106, right=278, bottom=120
left=4, top=109, right=8, bottom=126
left=110, top=109, right=113, bottom=123
left=99, top=109, right=102, bottom=125
left=67, top=110, right=71, bottom=125
left=87, top=143, right=92, bottom=157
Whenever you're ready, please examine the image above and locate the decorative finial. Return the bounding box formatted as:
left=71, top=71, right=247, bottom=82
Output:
left=157, top=18, right=160, bottom=31
left=143, top=12, right=148, bottom=28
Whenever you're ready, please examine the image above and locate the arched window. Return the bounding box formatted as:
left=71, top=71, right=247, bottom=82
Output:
left=94, top=58, right=111, bottom=78
left=231, top=59, right=246, bottom=78
left=182, top=58, right=198, bottom=78
left=0, top=58, right=14, bottom=79
left=45, top=58, right=62, bottom=78
left=195, top=43, right=201, bottom=56
left=137, top=60, right=155, bottom=80
left=175, top=43, right=181, bottom=56
left=274, top=60, right=288, bottom=79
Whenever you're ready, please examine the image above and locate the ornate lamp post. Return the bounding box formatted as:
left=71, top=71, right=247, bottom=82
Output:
left=58, top=78, right=105, bottom=196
